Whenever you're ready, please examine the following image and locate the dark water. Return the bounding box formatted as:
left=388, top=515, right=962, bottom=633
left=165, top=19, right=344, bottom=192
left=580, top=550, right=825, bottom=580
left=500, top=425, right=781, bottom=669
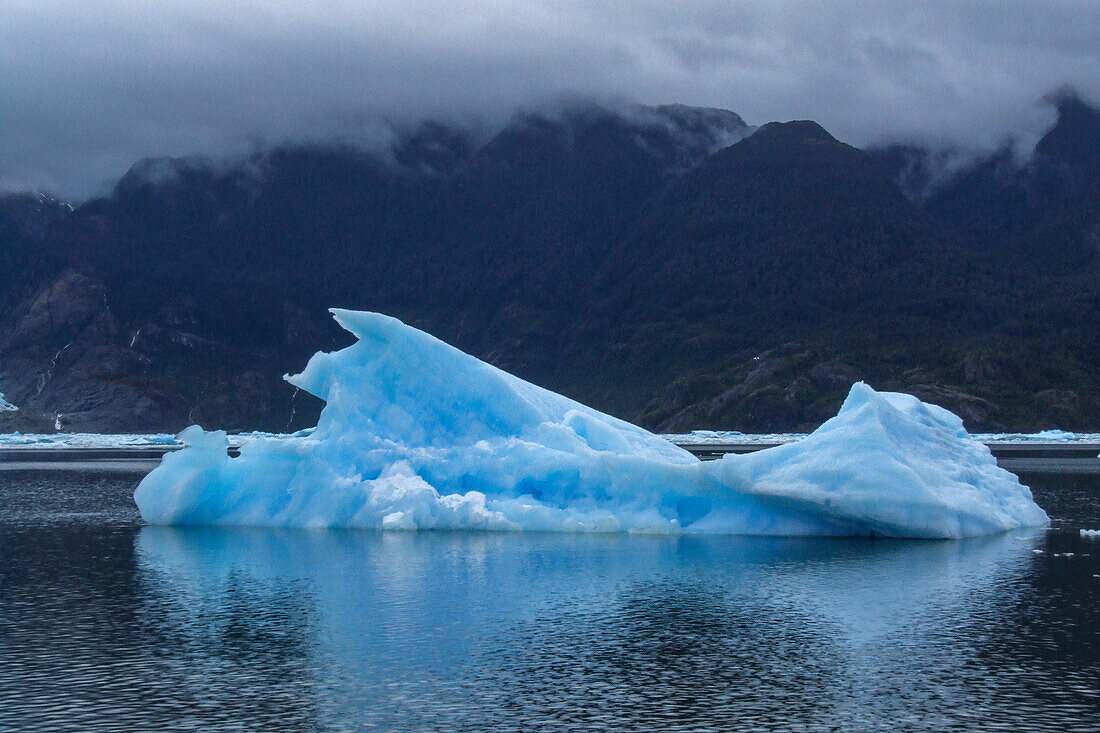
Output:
left=1, top=469, right=1098, bottom=732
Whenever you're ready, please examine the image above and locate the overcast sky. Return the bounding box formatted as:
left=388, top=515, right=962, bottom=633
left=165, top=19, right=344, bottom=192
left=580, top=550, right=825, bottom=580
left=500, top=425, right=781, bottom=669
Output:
left=3, top=0, right=1099, bottom=199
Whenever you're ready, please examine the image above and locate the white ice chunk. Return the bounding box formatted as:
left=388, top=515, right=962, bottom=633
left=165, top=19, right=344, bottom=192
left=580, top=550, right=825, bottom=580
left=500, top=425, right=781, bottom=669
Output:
left=707, top=383, right=1050, bottom=537
left=135, top=310, right=1049, bottom=538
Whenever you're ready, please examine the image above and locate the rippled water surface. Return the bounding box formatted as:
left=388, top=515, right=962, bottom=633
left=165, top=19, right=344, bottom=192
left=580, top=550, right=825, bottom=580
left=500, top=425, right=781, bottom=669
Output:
left=1, top=468, right=1098, bottom=731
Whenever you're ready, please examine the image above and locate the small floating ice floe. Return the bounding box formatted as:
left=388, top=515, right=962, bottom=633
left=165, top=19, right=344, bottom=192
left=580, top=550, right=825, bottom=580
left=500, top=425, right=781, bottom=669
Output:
left=135, top=310, right=1050, bottom=538
left=1081, top=529, right=1100, bottom=538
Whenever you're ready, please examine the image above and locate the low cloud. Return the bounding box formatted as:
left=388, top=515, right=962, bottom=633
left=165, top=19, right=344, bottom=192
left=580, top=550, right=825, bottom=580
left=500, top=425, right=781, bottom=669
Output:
left=2, top=1, right=1098, bottom=199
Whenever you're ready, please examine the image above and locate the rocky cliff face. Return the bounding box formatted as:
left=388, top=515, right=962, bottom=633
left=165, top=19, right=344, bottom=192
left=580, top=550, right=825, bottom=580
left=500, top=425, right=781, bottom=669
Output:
left=0, top=268, right=320, bottom=432
left=0, top=269, right=181, bottom=431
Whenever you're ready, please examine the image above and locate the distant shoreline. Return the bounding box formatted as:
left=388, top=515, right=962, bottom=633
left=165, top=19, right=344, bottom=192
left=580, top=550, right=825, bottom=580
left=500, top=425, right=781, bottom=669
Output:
left=2, top=441, right=1097, bottom=475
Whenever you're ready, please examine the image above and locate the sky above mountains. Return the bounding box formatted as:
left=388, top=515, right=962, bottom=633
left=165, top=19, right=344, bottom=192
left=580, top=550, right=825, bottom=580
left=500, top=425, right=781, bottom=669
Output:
left=3, top=0, right=1099, bottom=198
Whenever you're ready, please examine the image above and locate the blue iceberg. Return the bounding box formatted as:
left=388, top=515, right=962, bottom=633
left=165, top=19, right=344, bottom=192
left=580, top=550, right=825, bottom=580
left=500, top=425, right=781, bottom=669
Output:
left=135, top=310, right=1048, bottom=537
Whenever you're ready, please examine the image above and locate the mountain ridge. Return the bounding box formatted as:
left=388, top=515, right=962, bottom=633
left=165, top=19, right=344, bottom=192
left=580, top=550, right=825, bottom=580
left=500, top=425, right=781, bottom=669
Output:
left=0, top=97, right=1097, bottom=433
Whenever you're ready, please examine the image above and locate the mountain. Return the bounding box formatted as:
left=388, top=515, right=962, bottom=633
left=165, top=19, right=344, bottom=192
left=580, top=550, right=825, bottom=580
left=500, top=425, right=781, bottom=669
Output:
left=584, top=120, right=962, bottom=429
left=865, top=90, right=1100, bottom=429
left=0, top=97, right=1097, bottom=433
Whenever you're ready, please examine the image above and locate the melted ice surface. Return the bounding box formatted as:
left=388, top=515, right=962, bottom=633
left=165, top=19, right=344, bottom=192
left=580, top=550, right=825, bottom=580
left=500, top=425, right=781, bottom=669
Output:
left=135, top=310, right=1048, bottom=538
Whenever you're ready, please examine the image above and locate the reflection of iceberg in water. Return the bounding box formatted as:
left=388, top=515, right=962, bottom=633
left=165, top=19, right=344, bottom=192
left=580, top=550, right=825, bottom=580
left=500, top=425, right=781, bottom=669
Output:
left=137, top=526, right=1041, bottom=638
left=135, top=310, right=1048, bottom=538
left=136, top=526, right=1043, bottom=728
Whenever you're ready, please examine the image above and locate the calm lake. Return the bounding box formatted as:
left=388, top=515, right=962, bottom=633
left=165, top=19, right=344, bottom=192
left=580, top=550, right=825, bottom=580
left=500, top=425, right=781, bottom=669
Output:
left=1, top=467, right=1097, bottom=731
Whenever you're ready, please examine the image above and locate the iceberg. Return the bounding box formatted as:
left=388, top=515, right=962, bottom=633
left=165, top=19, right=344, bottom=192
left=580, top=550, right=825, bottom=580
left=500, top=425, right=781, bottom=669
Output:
left=707, top=385, right=1049, bottom=537
left=135, top=310, right=1049, bottom=538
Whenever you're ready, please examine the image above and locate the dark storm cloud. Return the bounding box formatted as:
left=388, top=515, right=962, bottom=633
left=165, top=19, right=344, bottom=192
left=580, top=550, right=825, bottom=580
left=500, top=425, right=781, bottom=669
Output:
left=2, top=1, right=1098, bottom=198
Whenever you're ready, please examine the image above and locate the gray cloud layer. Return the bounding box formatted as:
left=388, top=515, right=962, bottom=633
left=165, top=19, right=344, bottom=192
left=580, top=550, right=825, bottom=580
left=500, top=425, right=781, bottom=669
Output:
left=3, top=1, right=1099, bottom=199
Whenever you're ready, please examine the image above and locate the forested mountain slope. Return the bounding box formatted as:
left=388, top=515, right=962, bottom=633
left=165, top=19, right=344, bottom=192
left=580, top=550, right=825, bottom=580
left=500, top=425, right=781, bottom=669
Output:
left=0, top=98, right=1096, bottom=433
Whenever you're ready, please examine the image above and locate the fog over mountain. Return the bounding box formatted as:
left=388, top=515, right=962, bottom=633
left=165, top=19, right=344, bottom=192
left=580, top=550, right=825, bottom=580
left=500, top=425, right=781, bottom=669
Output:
left=0, top=97, right=1097, bottom=433
left=3, top=1, right=1099, bottom=198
